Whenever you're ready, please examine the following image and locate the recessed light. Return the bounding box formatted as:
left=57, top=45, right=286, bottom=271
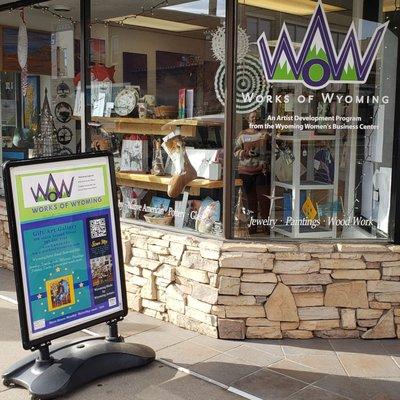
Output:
left=237, top=0, right=344, bottom=16
left=53, top=5, right=72, bottom=12
left=106, top=15, right=206, bottom=32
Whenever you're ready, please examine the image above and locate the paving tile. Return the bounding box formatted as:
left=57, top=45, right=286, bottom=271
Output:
left=62, top=361, right=238, bottom=400
left=379, top=340, right=400, bottom=356
left=268, top=359, right=325, bottom=384
left=233, top=368, right=307, bottom=400
left=89, top=312, right=163, bottom=337
left=314, top=375, right=400, bottom=400
left=370, top=378, right=400, bottom=400
left=286, top=385, right=350, bottom=400
left=244, top=339, right=285, bottom=357
left=190, top=353, right=261, bottom=386
left=330, top=339, right=386, bottom=356
left=157, top=340, right=221, bottom=366
left=0, top=269, right=16, bottom=301
left=286, top=355, right=347, bottom=376
left=282, top=339, right=334, bottom=356
left=0, top=388, right=30, bottom=400
left=126, top=328, right=187, bottom=351
left=0, top=301, right=29, bottom=392
left=188, top=335, right=242, bottom=352
left=149, top=323, right=199, bottom=340
left=337, top=353, right=400, bottom=378
left=225, top=345, right=284, bottom=367
left=142, top=370, right=242, bottom=400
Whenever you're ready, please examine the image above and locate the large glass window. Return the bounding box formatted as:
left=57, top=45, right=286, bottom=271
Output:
left=89, top=0, right=226, bottom=236
left=0, top=0, right=81, bottom=195
left=231, top=0, right=398, bottom=241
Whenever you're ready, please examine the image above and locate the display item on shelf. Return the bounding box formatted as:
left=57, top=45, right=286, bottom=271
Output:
left=162, top=132, right=197, bottom=198
left=151, top=138, right=165, bottom=176
left=120, top=134, right=149, bottom=173
left=234, top=187, right=249, bottom=238
left=196, top=197, right=220, bottom=234
left=302, top=194, right=318, bottom=220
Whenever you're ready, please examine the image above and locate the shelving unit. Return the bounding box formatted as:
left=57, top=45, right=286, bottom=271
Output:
left=116, top=172, right=242, bottom=196
left=85, top=116, right=223, bottom=137
left=270, top=85, right=340, bottom=239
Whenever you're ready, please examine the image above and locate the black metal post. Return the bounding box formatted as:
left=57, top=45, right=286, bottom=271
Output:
left=223, top=0, right=237, bottom=239
left=80, top=0, right=91, bottom=153
left=106, top=320, right=123, bottom=343
left=34, top=344, right=54, bottom=368
left=388, top=10, right=400, bottom=243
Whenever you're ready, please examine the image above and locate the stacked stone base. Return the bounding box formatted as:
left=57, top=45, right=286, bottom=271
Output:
left=122, top=224, right=220, bottom=337
left=122, top=223, right=400, bottom=340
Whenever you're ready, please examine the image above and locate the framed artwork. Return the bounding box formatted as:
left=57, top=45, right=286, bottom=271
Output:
left=23, top=75, right=40, bottom=130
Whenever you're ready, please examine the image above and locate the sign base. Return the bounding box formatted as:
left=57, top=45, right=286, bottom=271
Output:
left=2, top=336, right=155, bottom=399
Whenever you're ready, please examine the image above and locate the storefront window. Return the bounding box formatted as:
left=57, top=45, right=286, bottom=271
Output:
left=0, top=0, right=81, bottom=195
left=89, top=0, right=226, bottom=236
left=232, top=0, right=398, bottom=241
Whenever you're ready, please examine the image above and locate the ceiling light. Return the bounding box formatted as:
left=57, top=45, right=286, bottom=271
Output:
left=383, top=0, right=396, bottom=12
left=53, top=5, right=71, bottom=12
left=106, top=15, right=206, bottom=32
left=238, top=0, right=344, bottom=16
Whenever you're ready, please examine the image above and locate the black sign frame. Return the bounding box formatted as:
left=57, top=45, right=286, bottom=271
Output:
left=3, top=151, right=128, bottom=350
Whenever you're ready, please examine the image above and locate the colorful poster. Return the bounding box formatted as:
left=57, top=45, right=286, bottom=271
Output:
left=8, top=156, right=124, bottom=342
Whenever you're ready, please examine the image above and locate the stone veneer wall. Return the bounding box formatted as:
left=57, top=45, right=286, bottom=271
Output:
left=122, top=223, right=400, bottom=340
left=0, top=199, right=12, bottom=270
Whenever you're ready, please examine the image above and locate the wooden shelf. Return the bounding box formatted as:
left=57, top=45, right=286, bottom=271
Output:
left=116, top=172, right=242, bottom=196
left=86, top=116, right=223, bottom=137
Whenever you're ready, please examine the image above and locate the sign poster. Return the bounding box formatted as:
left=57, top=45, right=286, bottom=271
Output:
left=7, top=155, right=124, bottom=344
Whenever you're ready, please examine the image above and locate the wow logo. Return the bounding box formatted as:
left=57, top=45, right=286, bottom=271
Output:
left=30, top=174, right=74, bottom=203
left=257, top=2, right=388, bottom=90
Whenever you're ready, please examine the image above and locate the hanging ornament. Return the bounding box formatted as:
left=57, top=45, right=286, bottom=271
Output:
left=210, top=24, right=269, bottom=114
left=302, top=194, right=318, bottom=220
left=18, top=9, right=28, bottom=97
left=37, top=88, right=56, bottom=157
left=214, top=54, right=269, bottom=114
left=210, top=25, right=249, bottom=63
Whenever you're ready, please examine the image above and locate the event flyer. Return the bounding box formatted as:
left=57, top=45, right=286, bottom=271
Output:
left=10, top=157, right=123, bottom=341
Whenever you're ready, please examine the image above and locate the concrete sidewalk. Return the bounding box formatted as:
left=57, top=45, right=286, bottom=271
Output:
left=1, top=268, right=400, bottom=400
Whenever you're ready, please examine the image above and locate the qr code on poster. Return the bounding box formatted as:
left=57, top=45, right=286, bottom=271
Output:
left=89, top=218, right=107, bottom=239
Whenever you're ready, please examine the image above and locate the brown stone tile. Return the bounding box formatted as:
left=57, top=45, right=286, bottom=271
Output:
left=337, top=352, right=400, bottom=378
left=90, top=311, right=164, bottom=337
left=225, top=345, right=284, bottom=367
left=286, top=355, right=347, bottom=376
left=125, top=329, right=186, bottom=351
left=371, top=378, right=400, bottom=400
left=380, top=339, right=400, bottom=356
left=268, top=359, right=325, bottom=384
left=188, top=334, right=242, bottom=352
left=282, top=339, right=334, bottom=356
left=150, top=322, right=200, bottom=340
left=330, top=339, right=387, bottom=356
left=314, top=375, right=400, bottom=400
left=286, top=386, right=350, bottom=400
left=244, top=339, right=285, bottom=357
left=190, top=353, right=261, bottom=386
left=157, top=340, right=221, bottom=366
left=233, top=368, right=307, bottom=399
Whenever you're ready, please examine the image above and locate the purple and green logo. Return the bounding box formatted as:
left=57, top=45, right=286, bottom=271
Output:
left=257, top=1, right=388, bottom=90
left=31, top=174, right=74, bottom=203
